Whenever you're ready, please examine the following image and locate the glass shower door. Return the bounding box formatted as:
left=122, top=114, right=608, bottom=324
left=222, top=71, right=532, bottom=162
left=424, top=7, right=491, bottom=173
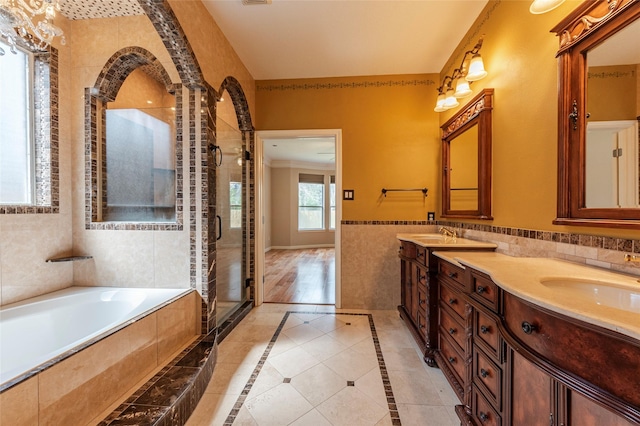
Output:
left=215, top=118, right=246, bottom=324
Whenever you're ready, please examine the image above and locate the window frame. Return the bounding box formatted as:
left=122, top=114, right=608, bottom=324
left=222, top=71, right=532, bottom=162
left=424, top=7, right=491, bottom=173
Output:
left=0, top=40, right=58, bottom=214
left=298, top=181, right=325, bottom=231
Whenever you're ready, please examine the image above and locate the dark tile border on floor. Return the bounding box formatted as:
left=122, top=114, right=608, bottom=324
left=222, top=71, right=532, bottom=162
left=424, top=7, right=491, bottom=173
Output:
left=223, top=311, right=402, bottom=426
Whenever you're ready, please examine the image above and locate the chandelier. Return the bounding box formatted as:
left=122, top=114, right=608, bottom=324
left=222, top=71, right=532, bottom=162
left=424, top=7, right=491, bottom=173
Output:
left=0, top=0, right=64, bottom=55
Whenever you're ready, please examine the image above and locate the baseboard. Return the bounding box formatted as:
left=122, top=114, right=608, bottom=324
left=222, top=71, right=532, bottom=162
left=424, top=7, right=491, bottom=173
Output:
left=269, top=244, right=335, bottom=250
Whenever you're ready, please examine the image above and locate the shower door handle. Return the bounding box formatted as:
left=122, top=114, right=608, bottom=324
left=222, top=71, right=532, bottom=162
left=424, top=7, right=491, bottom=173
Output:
left=216, top=215, right=222, bottom=241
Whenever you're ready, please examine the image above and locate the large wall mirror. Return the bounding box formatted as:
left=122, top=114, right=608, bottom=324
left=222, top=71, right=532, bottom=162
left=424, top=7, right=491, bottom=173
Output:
left=441, top=88, right=493, bottom=220
left=553, top=0, right=640, bottom=228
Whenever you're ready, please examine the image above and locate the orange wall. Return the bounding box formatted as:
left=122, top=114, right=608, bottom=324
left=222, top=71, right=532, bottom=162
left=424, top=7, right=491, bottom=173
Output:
left=256, top=75, right=441, bottom=221
left=256, top=0, right=640, bottom=240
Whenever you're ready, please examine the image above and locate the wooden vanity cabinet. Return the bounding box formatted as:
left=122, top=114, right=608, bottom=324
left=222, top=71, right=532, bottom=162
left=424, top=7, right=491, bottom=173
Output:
left=399, top=241, right=495, bottom=368
left=443, top=265, right=640, bottom=426
left=398, top=241, right=438, bottom=366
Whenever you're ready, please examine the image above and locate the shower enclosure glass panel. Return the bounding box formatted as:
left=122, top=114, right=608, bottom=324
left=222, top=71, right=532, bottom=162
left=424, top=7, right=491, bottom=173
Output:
left=215, top=118, right=247, bottom=324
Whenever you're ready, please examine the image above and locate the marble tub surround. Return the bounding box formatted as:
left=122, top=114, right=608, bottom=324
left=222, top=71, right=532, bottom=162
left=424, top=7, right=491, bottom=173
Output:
left=434, top=251, right=640, bottom=340
left=96, top=334, right=216, bottom=426
left=187, top=303, right=460, bottom=426
left=0, top=291, right=199, bottom=426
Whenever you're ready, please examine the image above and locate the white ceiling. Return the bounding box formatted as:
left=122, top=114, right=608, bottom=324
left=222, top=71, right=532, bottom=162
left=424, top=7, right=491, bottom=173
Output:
left=263, top=137, right=336, bottom=166
left=201, top=0, right=490, bottom=80
left=56, top=0, right=491, bottom=165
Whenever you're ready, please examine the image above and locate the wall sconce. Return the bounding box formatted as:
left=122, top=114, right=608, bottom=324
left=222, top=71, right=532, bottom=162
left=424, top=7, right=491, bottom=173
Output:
left=434, top=37, right=488, bottom=113
left=0, top=0, right=65, bottom=55
left=529, top=0, right=565, bottom=14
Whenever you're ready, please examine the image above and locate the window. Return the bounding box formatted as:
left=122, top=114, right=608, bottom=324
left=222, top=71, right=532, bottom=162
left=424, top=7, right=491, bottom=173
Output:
left=329, top=175, right=336, bottom=229
left=0, top=39, right=33, bottom=205
left=230, top=181, right=242, bottom=228
left=298, top=173, right=325, bottom=230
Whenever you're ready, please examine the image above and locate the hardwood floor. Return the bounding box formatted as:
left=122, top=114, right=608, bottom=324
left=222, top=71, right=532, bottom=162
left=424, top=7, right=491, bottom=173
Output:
left=264, top=248, right=335, bottom=305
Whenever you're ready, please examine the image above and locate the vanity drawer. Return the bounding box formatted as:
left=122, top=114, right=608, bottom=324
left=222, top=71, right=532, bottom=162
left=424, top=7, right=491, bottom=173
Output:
left=417, top=310, right=428, bottom=338
left=503, top=292, right=640, bottom=409
left=415, top=265, right=428, bottom=288
left=440, top=306, right=465, bottom=352
left=438, top=260, right=465, bottom=289
left=473, top=346, right=502, bottom=410
left=440, top=283, right=465, bottom=320
left=474, top=309, right=501, bottom=361
left=439, top=333, right=465, bottom=382
left=473, top=385, right=502, bottom=426
left=470, top=271, right=500, bottom=312
left=399, top=241, right=416, bottom=259
left=417, top=286, right=427, bottom=315
left=415, top=245, right=427, bottom=266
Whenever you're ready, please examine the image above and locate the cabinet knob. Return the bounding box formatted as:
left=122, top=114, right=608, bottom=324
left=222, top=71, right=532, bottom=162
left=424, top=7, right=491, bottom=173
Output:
left=448, top=327, right=456, bottom=335
left=521, top=321, right=538, bottom=335
left=448, top=356, right=456, bottom=363
left=419, top=299, right=426, bottom=306
left=477, top=285, right=486, bottom=294
left=480, top=325, right=490, bottom=334
left=480, top=368, right=489, bottom=378
left=448, top=298, right=457, bottom=305
left=448, top=271, right=457, bottom=278
left=479, top=412, right=489, bottom=422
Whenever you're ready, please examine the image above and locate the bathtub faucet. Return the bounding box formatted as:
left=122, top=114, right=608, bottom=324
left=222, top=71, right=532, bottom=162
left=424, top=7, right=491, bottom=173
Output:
left=439, top=226, right=457, bottom=240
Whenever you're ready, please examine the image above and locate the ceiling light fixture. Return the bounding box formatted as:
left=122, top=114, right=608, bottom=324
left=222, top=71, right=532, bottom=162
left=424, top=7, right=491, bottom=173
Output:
left=0, top=0, right=64, bottom=55
left=434, top=37, right=488, bottom=113
left=529, top=0, right=565, bottom=14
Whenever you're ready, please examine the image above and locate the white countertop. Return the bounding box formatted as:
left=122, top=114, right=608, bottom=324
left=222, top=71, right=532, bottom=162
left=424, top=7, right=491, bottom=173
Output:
left=397, top=233, right=498, bottom=249
left=434, top=251, right=640, bottom=341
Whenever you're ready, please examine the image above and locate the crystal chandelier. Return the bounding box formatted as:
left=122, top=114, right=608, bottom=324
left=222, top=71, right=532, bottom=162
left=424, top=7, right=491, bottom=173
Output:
left=0, top=0, right=64, bottom=55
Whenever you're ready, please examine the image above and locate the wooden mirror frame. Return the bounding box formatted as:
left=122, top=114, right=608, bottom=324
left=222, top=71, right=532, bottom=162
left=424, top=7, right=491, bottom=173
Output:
left=441, top=88, right=493, bottom=220
left=553, top=0, right=640, bottom=229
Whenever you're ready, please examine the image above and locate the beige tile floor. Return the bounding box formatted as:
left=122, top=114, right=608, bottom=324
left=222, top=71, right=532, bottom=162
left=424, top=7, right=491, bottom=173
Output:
left=186, top=304, right=460, bottom=426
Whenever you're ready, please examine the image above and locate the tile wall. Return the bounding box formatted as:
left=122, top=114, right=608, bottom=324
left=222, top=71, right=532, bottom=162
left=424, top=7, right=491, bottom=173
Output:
left=340, top=221, right=640, bottom=310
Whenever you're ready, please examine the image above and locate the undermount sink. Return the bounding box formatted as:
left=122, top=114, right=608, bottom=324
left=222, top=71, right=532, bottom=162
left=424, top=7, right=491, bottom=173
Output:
left=540, top=278, right=640, bottom=313
left=397, top=233, right=497, bottom=248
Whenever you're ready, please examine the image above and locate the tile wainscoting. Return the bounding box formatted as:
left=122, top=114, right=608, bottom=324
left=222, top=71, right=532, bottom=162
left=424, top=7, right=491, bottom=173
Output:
left=341, top=221, right=640, bottom=310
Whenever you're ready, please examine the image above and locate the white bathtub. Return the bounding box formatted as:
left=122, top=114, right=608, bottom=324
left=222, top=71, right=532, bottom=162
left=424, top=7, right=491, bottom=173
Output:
left=0, top=286, right=191, bottom=389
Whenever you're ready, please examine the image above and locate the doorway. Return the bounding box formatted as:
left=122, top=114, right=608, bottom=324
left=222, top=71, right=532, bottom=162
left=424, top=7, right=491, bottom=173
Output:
left=215, top=109, right=250, bottom=325
left=255, top=129, right=342, bottom=307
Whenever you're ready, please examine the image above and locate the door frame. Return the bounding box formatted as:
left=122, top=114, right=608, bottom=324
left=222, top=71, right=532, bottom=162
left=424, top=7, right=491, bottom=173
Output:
left=255, top=129, right=342, bottom=308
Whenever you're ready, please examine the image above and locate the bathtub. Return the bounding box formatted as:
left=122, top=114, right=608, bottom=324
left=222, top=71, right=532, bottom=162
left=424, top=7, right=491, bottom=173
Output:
left=0, top=286, right=192, bottom=390
left=0, top=286, right=200, bottom=425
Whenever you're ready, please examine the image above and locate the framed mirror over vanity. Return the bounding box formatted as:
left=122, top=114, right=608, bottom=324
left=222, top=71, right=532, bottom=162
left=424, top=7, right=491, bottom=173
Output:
left=441, top=88, right=494, bottom=220
left=553, top=0, right=640, bottom=228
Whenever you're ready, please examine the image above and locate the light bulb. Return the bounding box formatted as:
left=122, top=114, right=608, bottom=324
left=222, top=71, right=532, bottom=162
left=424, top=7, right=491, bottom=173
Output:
left=443, top=88, right=459, bottom=109
left=453, top=77, right=472, bottom=98
left=529, top=0, right=565, bottom=14
left=465, top=54, right=487, bottom=81
left=434, top=92, right=447, bottom=112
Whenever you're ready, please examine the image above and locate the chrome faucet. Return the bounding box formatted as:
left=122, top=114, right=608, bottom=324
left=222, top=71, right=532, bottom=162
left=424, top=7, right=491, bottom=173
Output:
left=439, top=226, right=457, bottom=240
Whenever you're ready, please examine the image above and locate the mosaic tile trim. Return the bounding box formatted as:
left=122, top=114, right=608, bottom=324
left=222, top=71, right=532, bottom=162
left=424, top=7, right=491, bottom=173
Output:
left=341, top=220, right=640, bottom=255
left=218, top=76, right=256, bottom=300
left=203, top=84, right=217, bottom=334
left=137, top=0, right=205, bottom=89
left=257, top=79, right=436, bottom=92
left=223, top=311, right=402, bottom=425
left=1, top=47, right=59, bottom=215
left=84, top=47, right=184, bottom=231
